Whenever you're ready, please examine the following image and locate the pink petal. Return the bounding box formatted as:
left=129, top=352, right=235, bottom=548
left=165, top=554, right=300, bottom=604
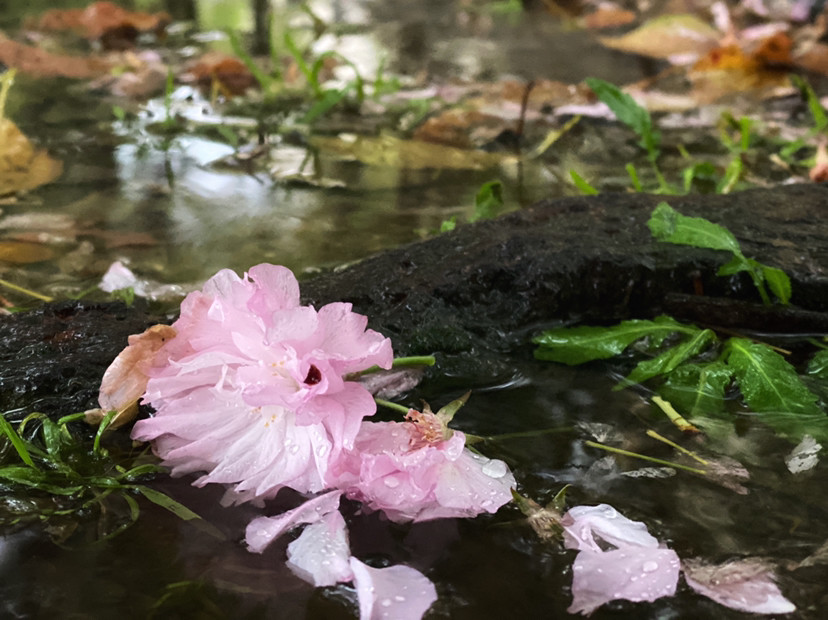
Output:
left=562, top=504, right=660, bottom=552
left=286, top=509, right=353, bottom=587
left=349, top=557, right=438, bottom=620
left=569, top=547, right=681, bottom=615
left=245, top=490, right=342, bottom=553
left=683, top=558, right=796, bottom=614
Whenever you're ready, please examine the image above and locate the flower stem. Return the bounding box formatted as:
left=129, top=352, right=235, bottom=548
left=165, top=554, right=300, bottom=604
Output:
left=479, top=427, right=574, bottom=443
left=584, top=440, right=708, bottom=475
left=347, top=355, right=435, bottom=379
left=0, top=278, right=53, bottom=302
left=374, top=398, right=411, bottom=415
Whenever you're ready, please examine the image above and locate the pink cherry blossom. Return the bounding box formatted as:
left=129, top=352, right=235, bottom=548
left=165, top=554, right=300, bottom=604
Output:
left=131, top=264, right=393, bottom=501
left=561, top=504, right=680, bottom=615
left=333, top=409, right=515, bottom=523
left=350, top=557, right=438, bottom=620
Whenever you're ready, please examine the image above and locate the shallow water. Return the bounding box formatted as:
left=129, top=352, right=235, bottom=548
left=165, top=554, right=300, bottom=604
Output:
left=1, top=0, right=827, bottom=618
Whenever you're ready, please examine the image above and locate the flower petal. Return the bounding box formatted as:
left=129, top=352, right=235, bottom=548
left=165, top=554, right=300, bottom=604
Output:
left=349, top=557, right=437, bottom=620
left=562, top=504, right=660, bottom=552
left=286, top=509, right=353, bottom=587
left=245, top=490, right=342, bottom=553
left=683, top=558, right=796, bottom=614
left=569, top=547, right=681, bottom=615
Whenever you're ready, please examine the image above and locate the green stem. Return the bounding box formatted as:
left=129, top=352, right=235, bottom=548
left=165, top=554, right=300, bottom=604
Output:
left=480, top=427, right=574, bottom=442
left=584, top=440, right=707, bottom=475
left=374, top=398, right=411, bottom=415
left=347, top=355, right=436, bottom=379
left=0, top=278, right=53, bottom=302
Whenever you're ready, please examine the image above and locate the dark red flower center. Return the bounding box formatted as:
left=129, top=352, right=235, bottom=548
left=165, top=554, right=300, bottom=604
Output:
left=304, top=364, right=322, bottom=385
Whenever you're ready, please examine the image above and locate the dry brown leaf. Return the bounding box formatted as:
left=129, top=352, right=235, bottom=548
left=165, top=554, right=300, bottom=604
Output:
left=181, top=52, right=258, bottom=97
left=599, top=14, right=720, bottom=61
left=689, top=43, right=790, bottom=102
left=0, top=117, right=63, bottom=195
left=582, top=6, right=636, bottom=30
left=0, top=240, right=55, bottom=264
left=30, top=1, right=170, bottom=49
left=0, top=34, right=111, bottom=78
left=97, top=324, right=176, bottom=429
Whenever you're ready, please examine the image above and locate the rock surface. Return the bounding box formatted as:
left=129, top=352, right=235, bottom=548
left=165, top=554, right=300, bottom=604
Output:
left=2, top=184, right=827, bottom=419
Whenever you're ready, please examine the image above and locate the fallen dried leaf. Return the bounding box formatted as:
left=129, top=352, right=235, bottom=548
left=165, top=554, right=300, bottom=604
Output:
left=0, top=240, right=55, bottom=264
left=0, top=116, right=63, bottom=196
left=598, top=14, right=720, bottom=62
left=30, top=1, right=170, bottom=49
left=97, top=324, right=176, bottom=429
left=0, top=34, right=111, bottom=78
left=582, top=5, right=636, bottom=30
left=181, top=52, right=258, bottom=97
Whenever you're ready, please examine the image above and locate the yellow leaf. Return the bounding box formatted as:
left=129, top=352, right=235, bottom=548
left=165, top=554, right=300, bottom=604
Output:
left=0, top=240, right=55, bottom=263
left=599, top=14, right=720, bottom=61
left=311, top=133, right=510, bottom=171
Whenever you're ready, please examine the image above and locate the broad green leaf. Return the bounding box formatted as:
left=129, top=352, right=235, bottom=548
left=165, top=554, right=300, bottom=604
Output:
left=0, top=417, right=36, bottom=468
left=585, top=77, right=659, bottom=157
left=725, top=338, right=823, bottom=418
left=754, top=411, right=828, bottom=442
left=470, top=180, right=504, bottom=222
left=622, top=328, right=715, bottom=386
left=648, top=202, right=742, bottom=254
left=761, top=265, right=791, bottom=305
left=660, top=361, right=733, bottom=417
left=136, top=486, right=202, bottom=521
left=533, top=316, right=697, bottom=365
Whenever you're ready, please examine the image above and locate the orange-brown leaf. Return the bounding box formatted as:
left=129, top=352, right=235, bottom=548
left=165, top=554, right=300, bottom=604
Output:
left=0, top=34, right=111, bottom=78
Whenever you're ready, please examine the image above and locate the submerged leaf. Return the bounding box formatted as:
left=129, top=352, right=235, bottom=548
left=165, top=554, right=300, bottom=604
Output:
left=623, top=328, right=714, bottom=386
left=533, top=316, right=697, bottom=365
left=660, top=361, right=734, bottom=417
left=648, top=202, right=741, bottom=254
left=725, top=338, right=824, bottom=422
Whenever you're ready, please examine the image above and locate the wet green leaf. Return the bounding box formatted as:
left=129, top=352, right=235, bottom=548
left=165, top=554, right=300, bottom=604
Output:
left=807, top=349, right=828, bottom=378
left=0, top=416, right=36, bottom=468
left=648, top=202, right=741, bottom=254
left=761, top=265, right=791, bottom=305
left=533, top=316, right=698, bottom=365
left=660, top=361, right=733, bottom=417
left=470, top=180, right=504, bottom=222
left=586, top=77, right=659, bottom=158
left=725, top=338, right=823, bottom=418
left=622, top=328, right=715, bottom=387
left=135, top=486, right=203, bottom=521
left=570, top=169, right=598, bottom=195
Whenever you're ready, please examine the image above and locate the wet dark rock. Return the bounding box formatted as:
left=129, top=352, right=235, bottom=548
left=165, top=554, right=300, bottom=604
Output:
left=1, top=184, right=827, bottom=419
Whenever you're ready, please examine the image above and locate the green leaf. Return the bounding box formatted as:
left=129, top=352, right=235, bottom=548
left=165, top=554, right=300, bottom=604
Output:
left=533, top=316, right=697, bottom=365
left=622, top=328, right=715, bottom=386
left=761, top=265, right=791, bottom=305
left=41, top=418, right=72, bottom=461
left=569, top=169, right=599, bottom=195
left=648, top=202, right=742, bottom=254
left=807, top=349, right=828, bottom=378
left=135, top=486, right=203, bottom=521
left=790, top=74, right=828, bottom=133
left=659, top=361, right=733, bottom=417
left=725, top=338, right=823, bottom=419
left=585, top=77, right=659, bottom=158
left=0, top=417, right=36, bottom=468
left=470, top=180, right=504, bottom=222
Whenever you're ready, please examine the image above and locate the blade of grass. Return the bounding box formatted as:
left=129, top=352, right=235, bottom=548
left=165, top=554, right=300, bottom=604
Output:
left=0, top=417, right=36, bottom=468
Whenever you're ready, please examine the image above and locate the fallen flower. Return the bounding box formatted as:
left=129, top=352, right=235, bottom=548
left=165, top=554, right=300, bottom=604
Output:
left=333, top=406, right=515, bottom=523
left=683, top=558, right=795, bottom=614
left=561, top=504, right=680, bottom=615
left=130, top=263, right=393, bottom=502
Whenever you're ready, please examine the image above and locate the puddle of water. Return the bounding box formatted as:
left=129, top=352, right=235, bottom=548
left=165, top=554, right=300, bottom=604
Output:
left=0, top=1, right=826, bottom=618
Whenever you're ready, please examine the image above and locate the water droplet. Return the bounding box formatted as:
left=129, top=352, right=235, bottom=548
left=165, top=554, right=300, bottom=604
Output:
left=289, top=445, right=300, bottom=454
left=642, top=560, right=659, bottom=573
left=394, top=595, right=406, bottom=602
left=383, top=477, right=400, bottom=488
left=481, top=460, right=508, bottom=478
left=380, top=598, right=392, bottom=607
left=316, top=445, right=328, bottom=457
